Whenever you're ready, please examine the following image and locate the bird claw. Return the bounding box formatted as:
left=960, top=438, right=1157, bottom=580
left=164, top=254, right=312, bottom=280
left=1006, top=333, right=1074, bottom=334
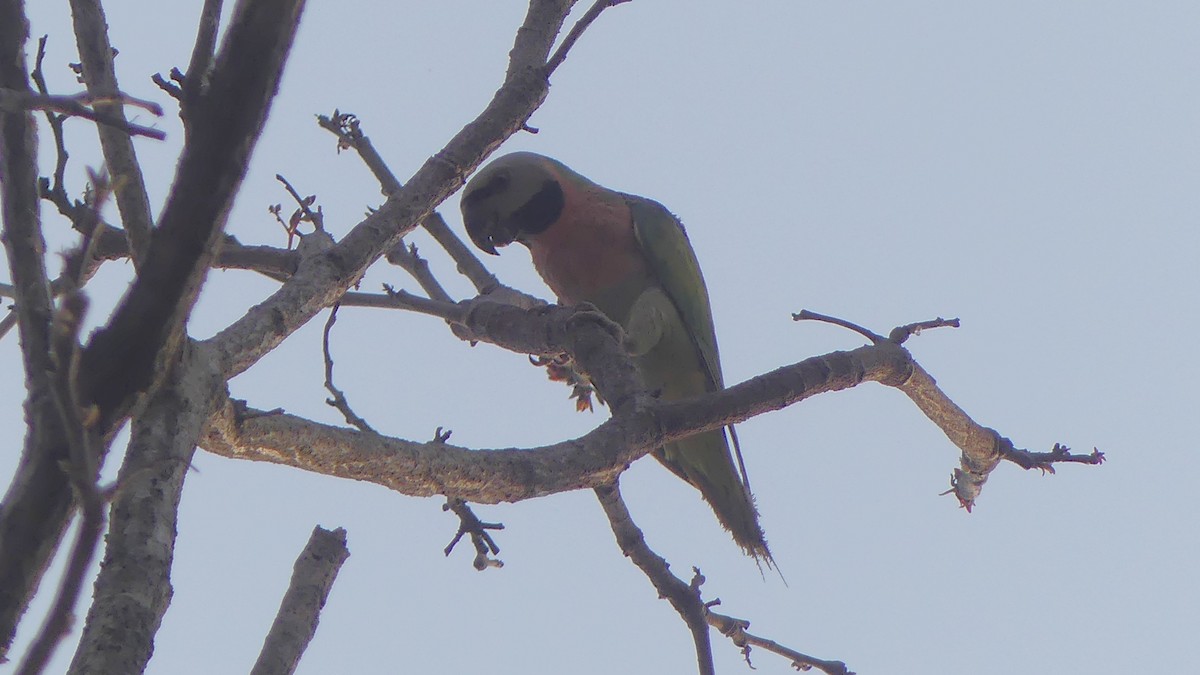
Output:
left=529, top=353, right=604, bottom=412
left=565, top=302, right=624, bottom=342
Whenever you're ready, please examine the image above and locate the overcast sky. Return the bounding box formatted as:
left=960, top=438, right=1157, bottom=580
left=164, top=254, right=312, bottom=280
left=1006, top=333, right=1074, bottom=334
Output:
left=3, top=2, right=1198, bottom=673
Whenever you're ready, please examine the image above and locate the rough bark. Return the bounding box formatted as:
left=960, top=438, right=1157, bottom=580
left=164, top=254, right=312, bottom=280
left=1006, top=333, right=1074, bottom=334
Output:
left=249, top=527, right=350, bottom=675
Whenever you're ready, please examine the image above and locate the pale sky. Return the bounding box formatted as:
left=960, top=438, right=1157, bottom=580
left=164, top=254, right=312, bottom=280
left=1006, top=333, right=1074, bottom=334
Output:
left=3, top=2, right=1197, bottom=674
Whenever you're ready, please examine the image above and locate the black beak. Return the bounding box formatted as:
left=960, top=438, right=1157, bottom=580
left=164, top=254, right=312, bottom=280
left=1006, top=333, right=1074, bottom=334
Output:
left=461, top=172, right=516, bottom=256
left=462, top=207, right=522, bottom=256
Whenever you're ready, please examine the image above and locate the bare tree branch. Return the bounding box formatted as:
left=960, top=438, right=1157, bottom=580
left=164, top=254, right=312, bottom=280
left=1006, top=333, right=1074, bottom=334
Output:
left=204, top=0, right=582, bottom=381
left=31, top=36, right=71, bottom=199
left=67, top=343, right=225, bottom=675
left=0, top=0, right=72, bottom=658
left=204, top=303, right=1097, bottom=511
left=183, top=0, right=223, bottom=110
left=45, top=215, right=300, bottom=279
left=595, top=481, right=715, bottom=675
left=79, top=0, right=307, bottom=430
left=0, top=88, right=166, bottom=140
left=795, top=311, right=1101, bottom=508
left=54, top=3, right=615, bottom=670
left=199, top=307, right=889, bottom=502
left=321, top=303, right=375, bottom=433
left=384, top=241, right=453, bottom=303
left=1001, top=442, right=1104, bottom=473
left=1, top=2, right=308, bottom=660
left=442, top=498, right=504, bottom=570
left=68, top=0, right=157, bottom=263
left=706, top=609, right=853, bottom=675
left=15, top=293, right=106, bottom=675
left=546, top=0, right=632, bottom=76
left=600, top=478, right=853, bottom=675
left=1, top=2, right=1103, bottom=672
left=5, top=15, right=611, bottom=650
left=316, top=111, right=499, bottom=295
left=249, top=526, right=349, bottom=675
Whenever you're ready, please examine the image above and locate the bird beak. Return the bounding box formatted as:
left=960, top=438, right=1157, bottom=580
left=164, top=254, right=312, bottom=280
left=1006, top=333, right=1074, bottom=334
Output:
left=463, top=207, right=521, bottom=256
left=464, top=214, right=500, bottom=256
left=461, top=171, right=523, bottom=255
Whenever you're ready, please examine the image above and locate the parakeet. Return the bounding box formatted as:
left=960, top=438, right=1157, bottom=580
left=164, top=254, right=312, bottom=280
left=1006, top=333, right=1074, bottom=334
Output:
left=460, top=151, right=770, bottom=563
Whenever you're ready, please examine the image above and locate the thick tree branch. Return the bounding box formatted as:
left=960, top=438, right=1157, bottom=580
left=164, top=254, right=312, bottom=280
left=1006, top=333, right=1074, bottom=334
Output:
left=67, top=343, right=226, bottom=675
left=68, top=0, right=157, bottom=263
left=8, top=2, right=607, bottom=667
left=8, top=1, right=307, bottom=668
left=0, top=1, right=52, bottom=447
left=202, top=303, right=1096, bottom=511
left=80, top=0, right=306, bottom=430
left=249, top=526, right=349, bottom=675
left=198, top=307, right=904, bottom=502
left=15, top=293, right=106, bottom=675
left=0, top=0, right=73, bottom=659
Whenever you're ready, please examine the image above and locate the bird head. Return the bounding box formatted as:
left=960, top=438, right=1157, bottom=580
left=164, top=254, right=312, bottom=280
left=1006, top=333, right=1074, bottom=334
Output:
left=460, top=152, right=566, bottom=255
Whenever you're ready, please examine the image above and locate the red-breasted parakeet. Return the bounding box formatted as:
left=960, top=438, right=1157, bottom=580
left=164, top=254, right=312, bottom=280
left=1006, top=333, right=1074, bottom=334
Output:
left=461, top=152, right=770, bottom=563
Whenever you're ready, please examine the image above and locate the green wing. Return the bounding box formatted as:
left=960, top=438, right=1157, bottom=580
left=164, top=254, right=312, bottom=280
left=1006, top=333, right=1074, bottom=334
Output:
left=625, top=194, right=767, bottom=562
left=625, top=195, right=724, bottom=391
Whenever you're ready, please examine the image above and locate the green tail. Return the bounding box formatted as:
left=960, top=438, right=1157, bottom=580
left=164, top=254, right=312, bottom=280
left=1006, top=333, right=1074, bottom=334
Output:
left=655, top=426, right=773, bottom=566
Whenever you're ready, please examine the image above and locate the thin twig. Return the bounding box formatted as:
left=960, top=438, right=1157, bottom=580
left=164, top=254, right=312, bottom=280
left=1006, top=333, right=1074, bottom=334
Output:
left=999, top=441, right=1105, bottom=474
left=275, top=174, right=324, bottom=232
left=0, top=89, right=165, bottom=139
left=60, top=168, right=114, bottom=289
left=545, top=0, right=633, bottom=76
left=183, top=0, right=223, bottom=108
left=315, top=110, right=500, bottom=294
left=321, top=303, right=375, bottom=433
left=385, top=241, right=453, bottom=303
left=792, top=309, right=885, bottom=343
left=315, top=111, right=400, bottom=192
left=375, top=285, right=467, bottom=322
left=707, top=609, right=854, bottom=675
left=443, top=498, right=504, bottom=570
left=14, top=494, right=105, bottom=675
left=888, top=316, right=960, bottom=344
left=150, top=70, right=183, bottom=101
left=31, top=36, right=71, bottom=198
